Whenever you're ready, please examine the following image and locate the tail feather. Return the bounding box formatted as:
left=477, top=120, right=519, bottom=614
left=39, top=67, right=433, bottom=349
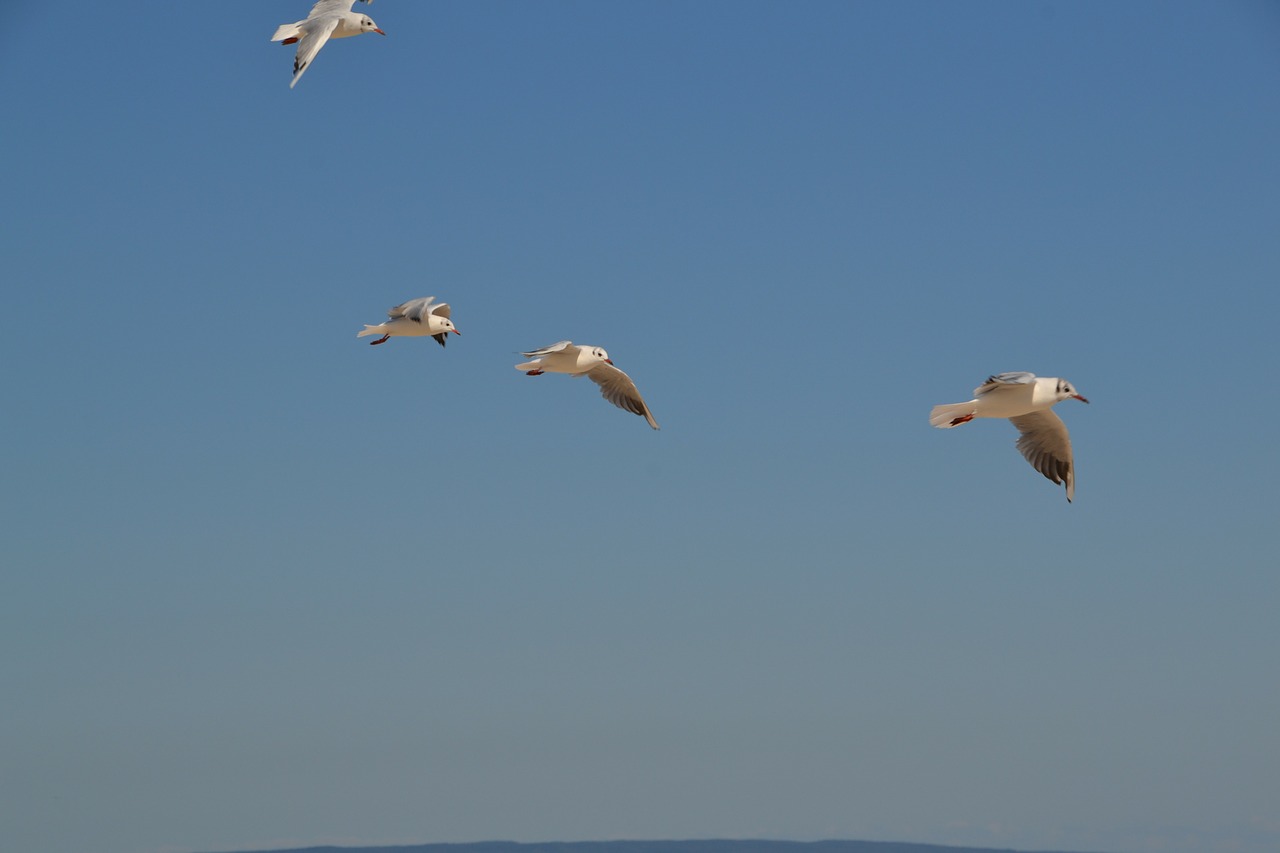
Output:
left=930, top=402, right=977, bottom=428
left=515, top=359, right=542, bottom=372
left=357, top=324, right=384, bottom=338
left=271, top=22, right=301, bottom=42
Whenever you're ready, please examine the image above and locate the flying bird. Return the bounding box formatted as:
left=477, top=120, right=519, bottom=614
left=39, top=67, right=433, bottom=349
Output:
left=271, top=0, right=385, bottom=89
left=930, top=372, right=1089, bottom=501
left=358, top=297, right=460, bottom=347
left=516, top=341, right=660, bottom=430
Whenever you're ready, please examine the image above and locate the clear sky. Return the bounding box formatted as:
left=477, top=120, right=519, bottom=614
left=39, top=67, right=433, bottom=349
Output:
left=2, top=2, right=1278, bottom=853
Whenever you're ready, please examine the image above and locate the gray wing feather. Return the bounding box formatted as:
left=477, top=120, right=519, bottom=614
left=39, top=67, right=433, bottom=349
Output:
left=521, top=341, right=575, bottom=358
left=307, top=0, right=369, bottom=17
left=1009, top=410, right=1075, bottom=502
left=587, top=364, right=660, bottom=430
left=388, top=297, right=437, bottom=322
left=975, top=371, right=1037, bottom=396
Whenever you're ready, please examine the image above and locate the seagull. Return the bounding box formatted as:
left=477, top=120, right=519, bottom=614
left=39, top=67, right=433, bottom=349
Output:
left=516, top=341, right=660, bottom=430
left=357, top=297, right=460, bottom=347
left=271, top=0, right=384, bottom=89
left=930, top=372, right=1089, bottom=501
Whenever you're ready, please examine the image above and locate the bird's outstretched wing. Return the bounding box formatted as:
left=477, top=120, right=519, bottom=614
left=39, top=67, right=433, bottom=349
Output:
left=587, top=363, right=660, bottom=430
left=1009, top=410, right=1074, bottom=501
left=290, top=16, right=341, bottom=88
left=306, top=0, right=371, bottom=16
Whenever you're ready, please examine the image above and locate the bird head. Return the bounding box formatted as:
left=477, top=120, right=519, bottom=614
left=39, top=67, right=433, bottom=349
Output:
left=1059, top=380, right=1089, bottom=404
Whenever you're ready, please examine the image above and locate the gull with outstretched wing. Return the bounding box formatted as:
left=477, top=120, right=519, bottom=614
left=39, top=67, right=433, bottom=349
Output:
left=271, top=0, right=385, bottom=89
left=930, top=371, right=1089, bottom=501
left=358, top=296, right=460, bottom=348
left=516, top=341, right=660, bottom=430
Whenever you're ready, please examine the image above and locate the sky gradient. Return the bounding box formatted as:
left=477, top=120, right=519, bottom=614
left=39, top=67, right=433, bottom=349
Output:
left=2, top=3, right=1278, bottom=853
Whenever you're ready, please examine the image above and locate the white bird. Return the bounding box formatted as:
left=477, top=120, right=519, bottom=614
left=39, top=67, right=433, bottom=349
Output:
left=358, top=297, right=460, bottom=347
left=516, top=341, right=660, bottom=430
left=930, top=372, right=1089, bottom=501
left=271, top=0, right=385, bottom=89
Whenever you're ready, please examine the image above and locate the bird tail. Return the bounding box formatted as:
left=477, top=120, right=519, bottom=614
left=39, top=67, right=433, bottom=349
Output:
left=271, top=22, right=302, bottom=42
left=930, top=402, right=977, bottom=428
left=357, top=324, right=385, bottom=338
left=515, top=358, right=542, bottom=372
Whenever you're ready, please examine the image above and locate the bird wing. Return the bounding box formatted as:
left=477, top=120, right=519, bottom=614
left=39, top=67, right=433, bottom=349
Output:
left=975, top=371, right=1037, bottom=397
left=520, top=341, right=576, bottom=358
left=1009, top=410, right=1075, bottom=501
left=388, top=297, right=437, bottom=322
left=586, top=363, right=660, bottom=430
left=290, top=15, right=341, bottom=88
left=306, top=0, right=370, bottom=17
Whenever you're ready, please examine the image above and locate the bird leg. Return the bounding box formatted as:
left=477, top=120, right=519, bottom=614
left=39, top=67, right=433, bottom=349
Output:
left=282, top=37, right=299, bottom=45
left=369, top=335, right=390, bottom=345
left=949, top=413, right=975, bottom=426
left=525, top=369, right=544, bottom=376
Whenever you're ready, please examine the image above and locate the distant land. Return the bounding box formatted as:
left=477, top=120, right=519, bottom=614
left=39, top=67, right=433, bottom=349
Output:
left=198, top=839, right=1106, bottom=853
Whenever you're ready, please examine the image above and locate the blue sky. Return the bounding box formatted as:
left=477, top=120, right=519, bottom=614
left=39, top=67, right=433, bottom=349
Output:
left=2, top=2, right=1278, bottom=853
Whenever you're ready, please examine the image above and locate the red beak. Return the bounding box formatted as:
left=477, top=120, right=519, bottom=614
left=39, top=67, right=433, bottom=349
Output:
left=1073, top=394, right=1089, bottom=404
left=452, top=328, right=461, bottom=335
left=374, top=28, right=386, bottom=35
left=605, top=358, right=614, bottom=365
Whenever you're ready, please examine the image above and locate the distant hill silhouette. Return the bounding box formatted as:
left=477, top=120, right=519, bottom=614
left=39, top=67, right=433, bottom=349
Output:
left=199, top=838, right=1103, bottom=853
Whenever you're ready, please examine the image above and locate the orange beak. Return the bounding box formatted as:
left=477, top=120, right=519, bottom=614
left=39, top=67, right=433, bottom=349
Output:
left=374, top=28, right=386, bottom=35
